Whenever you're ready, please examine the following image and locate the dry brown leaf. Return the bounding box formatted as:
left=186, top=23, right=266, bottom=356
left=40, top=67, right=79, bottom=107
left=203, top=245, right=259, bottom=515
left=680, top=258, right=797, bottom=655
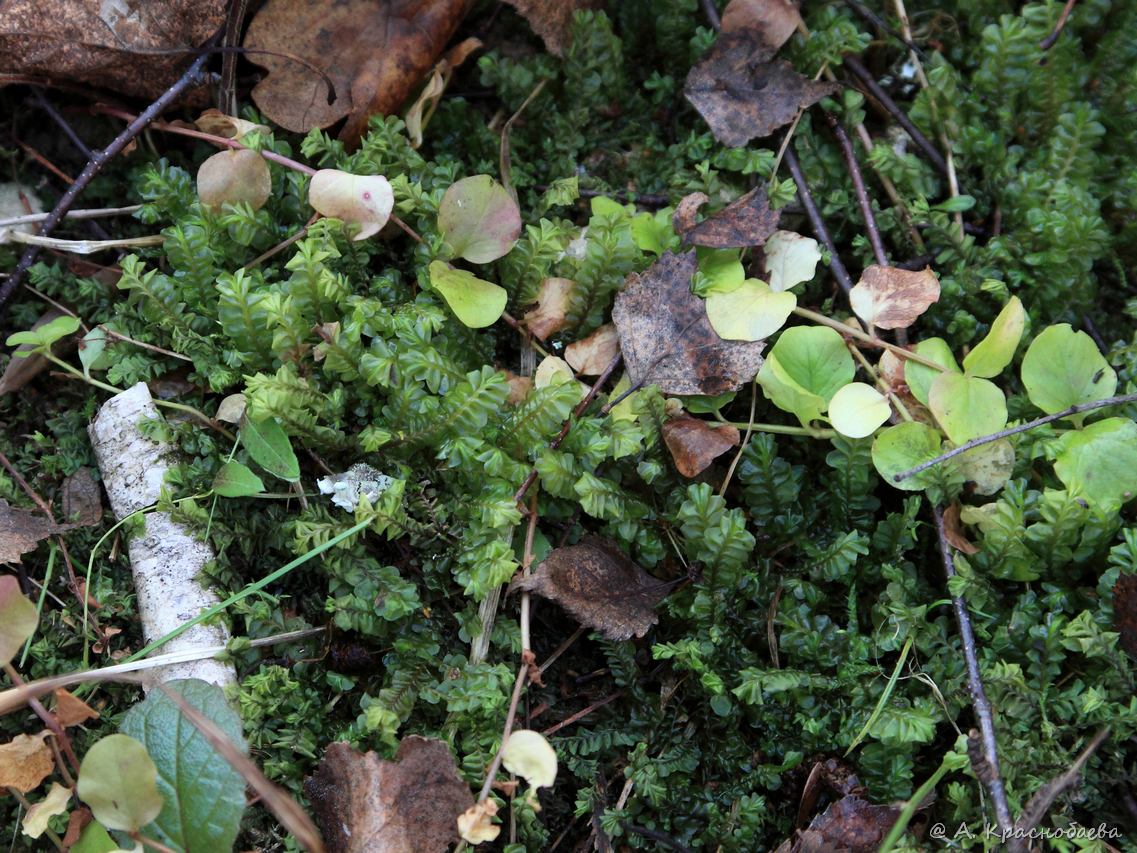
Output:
left=612, top=251, right=766, bottom=396
left=197, top=149, right=273, bottom=212
left=244, top=0, right=470, bottom=145
left=61, top=467, right=102, bottom=527
left=662, top=416, right=740, bottom=478
left=193, top=109, right=271, bottom=140
left=686, top=185, right=780, bottom=248
left=0, top=731, right=53, bottom=793
left=0, top=1, right=224, bottom=99
left=405, top=38, right=481, bottom=148
left=0, top=499, right=65, bottom=563
left=565, top=324, right=620, bottom=375
left=0, top=307, right=64, bottom=396
left=684, top=31, right=838, bottom=148
left=62, top=806, right=93, bottom=848
left=52, top=688, right=99, bottom=727
left=523, top=277, right=575, bottom=340
left=305, top=737, right=473, bottom=853
left=849, top=265, right=941, bottom=330
left=1113, top=573, right=1137, bottom=660
left=722, top=0, right=803, bottom=50
left=510, top=536, right=668, bottom=641
left=457, top=798, right=500, bottom=844
left=672, top=192, right=710, bottom=236
left=501, top=0, right=600, bottom=56
left=502, top=371, right=533, bottom=405
left=776, top=795, right=903, bottom=853
left=942, top=503, right=979, bottom=555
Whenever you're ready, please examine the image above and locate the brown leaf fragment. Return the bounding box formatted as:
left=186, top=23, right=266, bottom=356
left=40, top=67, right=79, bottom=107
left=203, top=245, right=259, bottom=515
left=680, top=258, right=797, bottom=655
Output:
left=941, top=503, right=979, bottom=555
left=62, top=467, right=103, bottom=527
left=612, top=251, right=766, bottom=396
left=304, top=736, right=474, bottom=853
left=52, top=688, right=99, bottom=727
left=502, top=371, right=534, bottom=405
left=721, top=0, right=804, bottom=53
left=684, top=32, right=839, bottom=148
left=457, top=798, right=500, bottom=844
left=510, top=537, right=667, bottom=641
left=244, top=0, right=470, bottom=144
left=0, top=1, right=225, bottom=99
left=501, top=0, right=600, bottom=57
left=672, top=192, right=710, bottom=237
left=686, top=185, right=780, bottom=248
left=778, top=795, right=903, bottom=853
left=0, top=731, right=53, bottom=793
left=663, top=416, right=740, bottom=478
left=62, top=806, right=93, bottom=848
left=523, top=277, right=575, bottom=340
left=565, top=324, right=620, bottom=376
left=0, top=499, right=65, bottom=563
left=1113, top=573, right=1137, bottom=659
left=849, top=265, right=941, bottom=330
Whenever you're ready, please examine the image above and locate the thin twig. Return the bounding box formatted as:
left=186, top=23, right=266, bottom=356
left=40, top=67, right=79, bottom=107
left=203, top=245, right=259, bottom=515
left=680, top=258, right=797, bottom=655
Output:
left=16, top=141, right=74, bottom=185
left=538, top=626, right=587, bottom=675
left=30, top=88, right=94, bottom=159
left=893, top=392, right=1137, bottom=482
left=540, top=691, right=623, bottom=737
left=1039, top=0, right=1079, bottom=50
left=500, top=79, right=549, bottom=198
left=826, top=113, right=888, bottom=267
left=0, top=47, right=214, bottom=315
left=931, top=506, right=1013, bottom=834
left=698, top=0, right=722, bottom=31
left=791, top=306, right=947, bottom=370
left=782, top=145, right=855, bottom=295
left=0, top=204, right=142, bottom=229
left=478, top=663, right=529, bottom=802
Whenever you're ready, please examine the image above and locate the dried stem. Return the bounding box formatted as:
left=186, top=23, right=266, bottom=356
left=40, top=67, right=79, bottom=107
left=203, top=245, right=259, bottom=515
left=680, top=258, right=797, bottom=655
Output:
left=826, top=113, right=889, bottom=266
left=931, top=506, right=1014, bottom=833
left=540, top=691, right=623, bottom=737
left=0, top=204, right=142, bottom=229
left=782, top=145, right=855, bottom=295
left=791, top=306, right=946, bottom=370
left=478, top=662, right=529, bottom=802
left=893, top=392, right=1137, bottom=482
left=1039, top=0, right=1079, bottom=50
left=698, top=0, right=722, bottom=31
left=30, top=88, right=94, bottom=159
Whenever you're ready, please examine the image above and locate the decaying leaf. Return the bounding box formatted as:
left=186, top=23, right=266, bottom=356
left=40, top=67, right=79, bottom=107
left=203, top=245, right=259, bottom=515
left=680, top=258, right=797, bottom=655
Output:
left=502, top=0, right=599, bottom=56
left=405, top=37, right=481, bottom=147
left=523, top=277, right=575, bottom=340
left=21, top=781, right=71, bottom=839
left=244, top=0, right=470, bottom=143
left=502, top=371, right=533, bottom=405
left=534, top=355, right=577, bottom=391
left=764, top=230, right=822, bottom=292
left=849, top=265, right=941, bottom=330
left=0, top=1, right=225, bottom=99
left=197, top=150, right=272, bottom=212
left=612, top=251, right=766, bottom=395
left=722, top=0, right=803, bottom=50
left=510, top=536, right=669, bottom=640
left=0, top=731, right=53, bottom=793
left=662, top=416, right=740, bottom=478
left=672, top=192, right=710, bottom=237
left=61, top=467, right=102, bottom=527
left=305, top=736, right=474, bottom=853
left=774, top=795, right=903, bottom=853
left=565, top=323, right=620, bottom=375
left=684, top=31, right=838, bottom=148
left=457, top=798, right=500, bottom=845
left=53, top=688, right=100, bottom=727
left=215, top=393, right=247, bottom=424
left=438, top=175, right=522, bottom=264
left=194, top=110, right=270, bottom=140
left=685, top=186, right=780, bottom=249
left=942, top=503, right=979, bottom=555
left=1113, top=573, right=1137, bottom=659
left=308, top=170, right=394, bottom=240
left=0, top=499, right=65, bottom=563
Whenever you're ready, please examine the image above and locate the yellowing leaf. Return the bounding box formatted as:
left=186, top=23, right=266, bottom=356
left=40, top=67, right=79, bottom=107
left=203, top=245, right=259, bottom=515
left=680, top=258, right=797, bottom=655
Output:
left=850, top=265, right=940, bottom=330
left=956, top=439, right=1015, bottom=495
left=705, top=278, right=796, bottom=341
left=76, top=734, right=163, bottom=833
left=428, top=261, right=507, bottom=328
left=763, top=230, right=821, bottom=292
left=928, top=371, right=1007, bottom=444
left=22, top=781, right=71, bottom=839
left=438, top=174, right=522, bottom=263
left=197, top=149, right=271, bottom=212
left=828, top=382, right=891, bottom=438
left=457, top=799, right=500, bottom=844
left=963, top=297, right=1025, bottom=378
left=501, top=730, right=558, bottom=790
left=0, top=574, right=38, bottom=666
left=534, top=355, right=575, bottom=389
left=523, top=277, right=575, bottom=340
left=307, top=170, right=393, bottom=240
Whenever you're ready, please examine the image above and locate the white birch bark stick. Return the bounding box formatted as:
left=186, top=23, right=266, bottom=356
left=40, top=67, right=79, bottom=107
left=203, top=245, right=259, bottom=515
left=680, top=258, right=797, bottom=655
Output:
left=88, top=382, right=235, bottom=688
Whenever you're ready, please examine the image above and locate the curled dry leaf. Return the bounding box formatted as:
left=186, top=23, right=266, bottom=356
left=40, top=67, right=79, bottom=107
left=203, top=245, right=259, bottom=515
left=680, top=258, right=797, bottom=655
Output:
left=0, top=499, right=66, bottom=564
left=510, top=536, right=669, bottom=640
left=1113, top=573, right=1137, bottom=659
left=457, top=799, right=500, bottom=845
left=405, top=38, right=481, bottom=147
left=501, top=0, right=600, bottom=56
left=244, top=0, right=470, bottom=143
left=684, top=31, right=838, bottom=147
left=194, top=109, right=270, bottom=140
left=215, top=393, right=248, bottom=424
left=774, top=795, right=903, bottom=853
left=308, top=170, right=394, bottom=240
left=565, top=323, right=620, bottom=375
left=942, top=503, right=980, bottom=555
left=685, top=186, right=780, bottom=249
left=523, top=277, right=575, bottom=340
left=21, top=781, right=71, bottom=839
left=722, top=0, right=803, bottom=49
left=849, top=265, right=941, bottom=330
left=662, top=415, right=740, bottom=478
left=0, top=731, right=54, bottom=793
left=672, top=192, right=710, bottom=237
left=305, top=737, right=474, bottom=853
left=53, top=688, right=100, bottom=727
left=197, top=149, right=272, bottom=212
left=612, top=251, right=766, bottom=396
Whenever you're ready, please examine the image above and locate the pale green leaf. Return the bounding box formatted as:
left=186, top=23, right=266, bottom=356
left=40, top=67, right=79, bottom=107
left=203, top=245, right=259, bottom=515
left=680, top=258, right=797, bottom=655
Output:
left=763, top=230, right=821, bottom=292
left=903, top=337, right=960, bottom=406
left=962, top=297, right=1025, bottom=378
left=239, top=416, right=300, bottom=482
left=1054, top=417, right=1137, bottom=512
left=5, top=314, right=80, bottom=351
left=871, top=422, right=943, bottom=491
left=0, top=574, right=38, bottom=667
left=695, top=247, right=745, bottom=295
left=756, top=353, right=826, bottom=427
left=78, top=326, right=112, bottom=377
left=1021, top=324, right=1117, bottom=424
left=437, top=174, right=522, bottom=263
left=76, top=734, right=163, bottom=832
left=956, top=439, right=1014, bottom=495
left=828, top=382, right=891, bottom=438
left=428, top=261, right=508, bottom=328
left=307, top=169, right=393, bottom=240
left=705, top=279, right=796, bottom=341
left=928, top=372, right=1007, bottom=444
left=212, top=461, right=265, bottom=498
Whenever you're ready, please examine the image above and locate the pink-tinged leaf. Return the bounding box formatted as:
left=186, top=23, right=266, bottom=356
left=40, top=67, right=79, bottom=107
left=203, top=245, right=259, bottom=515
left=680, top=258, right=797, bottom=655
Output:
left=308, top=169, right=394, bottom=240
left=438, top=175, right=522, bottom=263
left=197, top=149, right=272, bottom=212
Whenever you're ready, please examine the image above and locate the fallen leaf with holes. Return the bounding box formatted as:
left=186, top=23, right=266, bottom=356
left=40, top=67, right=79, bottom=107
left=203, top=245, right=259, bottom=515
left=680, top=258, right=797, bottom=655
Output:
left=942, top=503, right=979, bottom=555
left=565, top=324, right=620, bottom=375
left=244, top=0, right=470, bottom=144
left=304, top=736, right=473, bottom=853
left=684, top=31, right=838, bottom=148
left=686, top=186, right=780, bottom=248
left=198, top=150, right=273, bottom=212
left=849, top=266, right=941, bottom=330
left=510, top=537, right=668, bottom=640
left=53, top=689, right=99, bottom=727
left=722, top=0, right=803, bottom=50
left=612, top=251, right=766, bottom=395
left=0, top=500, right=66, bottom=564
left=663, top=416, right=740, bottom=478
left=1114, top=573, right=1137, bottom=659
left=0, top=731, right=53, bottom=792
left=502, top=0, right=601, bottom=56
left=774, top=795, right=903, bottom=853
left=523, top=278, right=575, bottom=340
left=308, top=170, right=394, bottom=240
left=0, top=1, right=225, bottom=99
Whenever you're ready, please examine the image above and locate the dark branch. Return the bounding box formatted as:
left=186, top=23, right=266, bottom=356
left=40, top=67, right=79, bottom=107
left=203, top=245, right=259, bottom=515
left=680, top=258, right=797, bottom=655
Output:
left=1040, top=0, right=1079, bottom=49
left=783, top=145, right=855, bottom=295
left=826, top=112, right=888, bottom=267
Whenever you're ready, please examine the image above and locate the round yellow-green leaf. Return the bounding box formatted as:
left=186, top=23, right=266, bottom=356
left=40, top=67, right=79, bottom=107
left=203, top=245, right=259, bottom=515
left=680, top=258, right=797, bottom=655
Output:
left=428, top=261, right=508, bottom=328
left=695, top=247, right=745, bottom=295
left=1021, top=324, right=1117, bottom=424
left=197, top=149, right=271, bottom=212
left=1054, top=417, right=1137, bottom=512
left=705, top=279, right=796, bottom=341
left=928, top=371, right=1007, bottom=444
left=963, top=296, right=1025, bottom=378
left=769, top=326, right=854, bottom=404
left=956, top=439, right=1014, bottom=495
left=501, top=730, right=557, bottom=790
left=871, top=422, right=943, bottom=490
left=437, top=174, right=522, bottom=263
left=904, top=337, right=959, bottom=406
left=0, top=575, right=37, bottom=666
left=756, top=353, right=826, bottom=428
left=77, top=734, right=163, bottom=832
left=763, top=230, right=821, bottom=292
left=828, top=382, right=891, bottom=438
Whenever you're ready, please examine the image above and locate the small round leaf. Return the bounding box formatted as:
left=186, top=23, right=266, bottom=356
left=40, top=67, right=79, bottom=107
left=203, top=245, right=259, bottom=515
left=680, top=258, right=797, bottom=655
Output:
left=437, top=174, right=521, bottom=263
left=928, top=372, right=1007, bottom=444
left=197, top=149, right=272, bottom=212
left=77, top=734, right=163, bottom=832
left=1021, top=324, right=1117, bottom=423
left=1054, top=417, right=1137, bottom=512
left=308, top=170, right=393, bottom=241
left=872, top=422, right=943, bottom=490
left=828, top=382, right=891, bottom=438
left=428, top=261, right=508, bottom=328
left=706, top=279, right=796, bottom=341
